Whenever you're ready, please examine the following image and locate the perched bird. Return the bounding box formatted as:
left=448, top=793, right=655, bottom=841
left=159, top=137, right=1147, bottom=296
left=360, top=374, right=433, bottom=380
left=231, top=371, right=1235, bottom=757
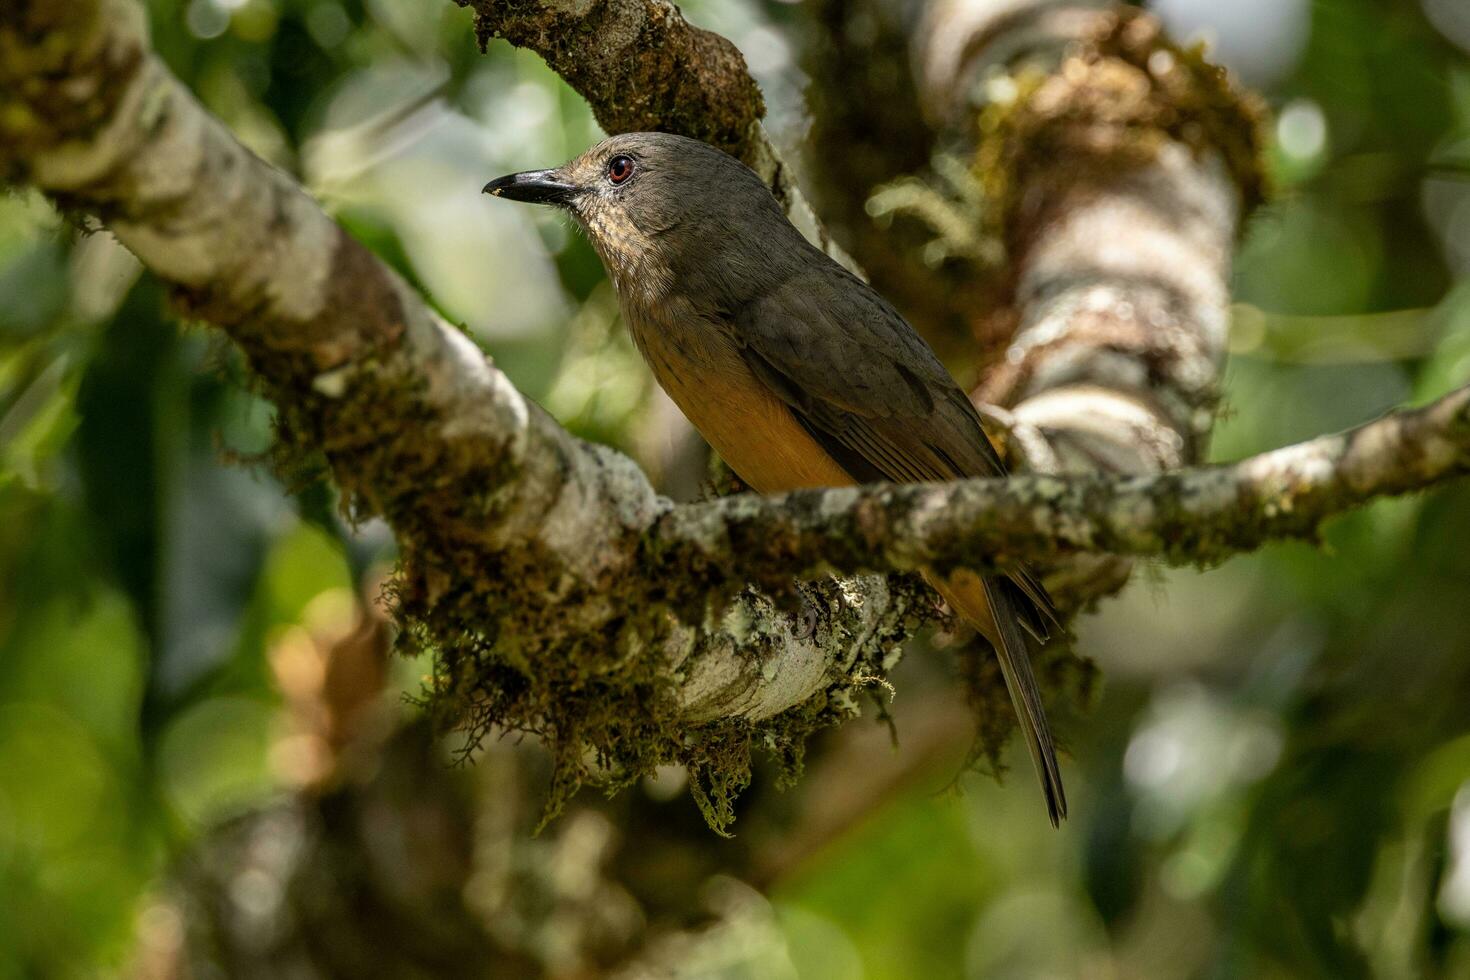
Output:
left=485, top=133, right=1067, bottom=825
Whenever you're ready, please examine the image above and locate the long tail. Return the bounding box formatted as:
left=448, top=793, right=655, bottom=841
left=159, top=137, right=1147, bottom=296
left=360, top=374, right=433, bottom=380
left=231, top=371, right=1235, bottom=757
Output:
left=927, top=569, right=1068, bottom=827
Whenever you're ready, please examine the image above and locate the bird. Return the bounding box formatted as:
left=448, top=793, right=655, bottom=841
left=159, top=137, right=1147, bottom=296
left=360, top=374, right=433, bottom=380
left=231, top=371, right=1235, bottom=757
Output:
left=484, top=132, right=1067, bottom=825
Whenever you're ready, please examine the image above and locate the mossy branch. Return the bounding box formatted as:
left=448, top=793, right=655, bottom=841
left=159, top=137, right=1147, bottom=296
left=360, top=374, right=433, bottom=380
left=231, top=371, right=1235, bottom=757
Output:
left=650, top=385, right=1470, bottom=582
left=6, top=0, right=1462, bottom=835
left=0, top=0, right=907, bottom=831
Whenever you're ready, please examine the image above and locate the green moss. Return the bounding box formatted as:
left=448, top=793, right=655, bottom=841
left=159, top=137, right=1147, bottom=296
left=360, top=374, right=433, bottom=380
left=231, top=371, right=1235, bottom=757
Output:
left=973, top=7, right=1270, bottom=248
left=241, top=336, right=1095, bottom=833
left=395, top=567, right=921, bottom=834
left=0, top=0, right=144, bottom=174
left=242, top=327, right=1099, bottom=834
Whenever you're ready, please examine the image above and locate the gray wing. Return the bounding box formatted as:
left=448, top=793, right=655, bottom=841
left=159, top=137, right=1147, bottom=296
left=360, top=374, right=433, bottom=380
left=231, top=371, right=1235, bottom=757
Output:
left=724, top=263, right=1059, bottom=635
left=727, top=265, right=1005, bottom=482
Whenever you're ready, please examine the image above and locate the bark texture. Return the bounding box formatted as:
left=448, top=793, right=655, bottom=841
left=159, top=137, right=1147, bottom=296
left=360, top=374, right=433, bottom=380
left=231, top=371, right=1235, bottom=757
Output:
left=802, top=0, right=1268, bottom=599
left=1, top=0, right=1462, bottom=836
left=650, top=384, right=1470, bottom=579
left=6, top=0, right=1469, bottom=976
left=0, top=0, right=914, bottom=829
left=459, top=0, right=855, bottom=267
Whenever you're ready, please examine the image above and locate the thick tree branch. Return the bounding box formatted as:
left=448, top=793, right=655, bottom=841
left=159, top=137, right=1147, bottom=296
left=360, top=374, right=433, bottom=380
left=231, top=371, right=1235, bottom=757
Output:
left=7, top=0, right=1456, bottom=844
left=49, top=1, right=1456, bottom=973
left=459, top=0, right=855, bottom=268
left=962, top=8, right=1265, bottom=466
left=0, top=0, right=912, bottom=802
left=801, top=1, right=1267, bottom=601
left=463, top=0, right=764, bottom=154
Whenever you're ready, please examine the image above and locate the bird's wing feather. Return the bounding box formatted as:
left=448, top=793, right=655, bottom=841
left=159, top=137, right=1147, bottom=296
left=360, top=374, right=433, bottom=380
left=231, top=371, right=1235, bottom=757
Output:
left=725, top=264, right=1060, bottom=636
left=724, top=260, right=1066, bottom=823
left=728, top=266, right=1007, bottom=480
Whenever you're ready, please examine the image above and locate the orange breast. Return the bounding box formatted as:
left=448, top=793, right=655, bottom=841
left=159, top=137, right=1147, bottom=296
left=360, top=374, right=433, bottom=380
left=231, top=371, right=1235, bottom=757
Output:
left=630, top=306, right=1002, bottom=647
left=630, top=313, right=853, bottom=494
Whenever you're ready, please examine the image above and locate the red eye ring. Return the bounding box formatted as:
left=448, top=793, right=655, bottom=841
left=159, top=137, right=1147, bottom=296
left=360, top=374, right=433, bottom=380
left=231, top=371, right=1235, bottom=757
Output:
left=607, top=155, right=635, bottom=184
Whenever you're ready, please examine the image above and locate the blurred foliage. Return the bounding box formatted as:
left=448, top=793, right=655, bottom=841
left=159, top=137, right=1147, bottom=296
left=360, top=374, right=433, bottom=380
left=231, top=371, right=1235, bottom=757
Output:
left=1, top=0, right=1470, bottom=977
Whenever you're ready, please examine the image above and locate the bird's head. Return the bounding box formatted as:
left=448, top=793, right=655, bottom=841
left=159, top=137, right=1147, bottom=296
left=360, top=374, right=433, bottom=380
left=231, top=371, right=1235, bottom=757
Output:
left=484, top=132, right=794, bottom=307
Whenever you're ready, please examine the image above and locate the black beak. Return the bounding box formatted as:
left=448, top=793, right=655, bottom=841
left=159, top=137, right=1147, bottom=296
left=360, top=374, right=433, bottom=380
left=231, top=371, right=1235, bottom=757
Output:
left=482, top=169, right=578, bottom=206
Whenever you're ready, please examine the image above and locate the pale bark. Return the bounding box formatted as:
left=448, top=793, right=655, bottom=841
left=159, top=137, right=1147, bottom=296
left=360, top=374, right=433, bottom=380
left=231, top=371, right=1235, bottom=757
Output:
left=0, top=0, right=906, bottom=775
left=1, top=0, right=1461, bottom=812
left=3, top=1, right=1456, bottom=975
left=651, top=384, right=1470, bottom=579
left=805, top=0, right=1266, bottom=597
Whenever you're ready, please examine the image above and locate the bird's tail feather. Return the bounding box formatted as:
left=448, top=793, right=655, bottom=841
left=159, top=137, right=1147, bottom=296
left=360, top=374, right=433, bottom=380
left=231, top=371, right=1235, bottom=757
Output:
left=927, top=569, right=1068, bottom=827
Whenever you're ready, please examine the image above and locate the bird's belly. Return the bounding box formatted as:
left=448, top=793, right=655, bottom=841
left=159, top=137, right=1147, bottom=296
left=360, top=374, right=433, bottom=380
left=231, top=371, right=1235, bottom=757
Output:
left=634, top=325, right=853, bottom=494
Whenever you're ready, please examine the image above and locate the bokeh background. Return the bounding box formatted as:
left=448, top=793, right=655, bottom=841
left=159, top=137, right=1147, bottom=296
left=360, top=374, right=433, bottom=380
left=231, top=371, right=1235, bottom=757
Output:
left=3, top=0, right=1470, bottom=976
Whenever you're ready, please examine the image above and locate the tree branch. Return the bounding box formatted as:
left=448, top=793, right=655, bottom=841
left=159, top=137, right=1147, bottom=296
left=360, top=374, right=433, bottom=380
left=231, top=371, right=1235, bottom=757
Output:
left=54, top=0, right=1459, bottom=972
left=7, top=0, right=1457, bottom=840
left=459, top=0, right=856, bottom=268
left=0, top=0, right=919, bottom=828
left=801, top=1, right=1268, bottom=601
left=650, top=385, right=1470, bottom=582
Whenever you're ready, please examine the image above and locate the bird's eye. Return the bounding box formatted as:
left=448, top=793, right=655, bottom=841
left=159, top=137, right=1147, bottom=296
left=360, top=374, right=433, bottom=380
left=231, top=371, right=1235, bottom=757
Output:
left=606, top=155, right=635, bottom=184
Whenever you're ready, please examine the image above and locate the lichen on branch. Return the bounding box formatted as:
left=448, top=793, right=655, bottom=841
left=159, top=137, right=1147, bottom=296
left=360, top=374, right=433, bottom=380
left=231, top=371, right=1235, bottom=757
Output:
left=5, top=0, right=1467, bottom=838
left=0, top=0, right=914, bottom=831
left=648, top=385, right=1470, bottom=586
left=972, top=7, right=1269, bottom=248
